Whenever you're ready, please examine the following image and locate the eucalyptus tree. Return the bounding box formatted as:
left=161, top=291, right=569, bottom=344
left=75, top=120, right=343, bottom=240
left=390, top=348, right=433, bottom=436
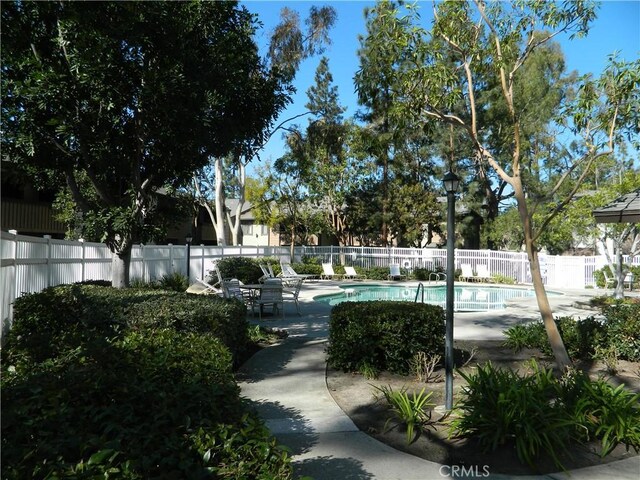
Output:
left=2, top=1, right=287, bottom=287
left=365, top=0, right=639, bottom=369
left=190, top=6, right=336, bottom=246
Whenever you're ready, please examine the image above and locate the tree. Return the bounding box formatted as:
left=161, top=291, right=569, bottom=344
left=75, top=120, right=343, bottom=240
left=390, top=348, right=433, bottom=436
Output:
left=561, top=170, right=640, bottom=298
left=189, top=6, right=336, bottom=247
left=364, top=0, right=639, bottom=370
left=2, top=1, right=284, bottom=286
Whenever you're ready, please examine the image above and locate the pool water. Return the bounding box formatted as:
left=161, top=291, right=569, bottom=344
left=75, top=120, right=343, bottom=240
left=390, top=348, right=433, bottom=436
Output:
left=314, top=284, right=546, bottom=312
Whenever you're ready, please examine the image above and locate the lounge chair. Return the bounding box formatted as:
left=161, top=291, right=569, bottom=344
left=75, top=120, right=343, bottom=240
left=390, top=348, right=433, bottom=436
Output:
left=459, top=264, right=478, bottom=282
left=186, top=277, right=223, bottom=296
left=343, top=266, right=361, bottom=280
left=258, top=263, right=274, bottom=282
left=388, top=264, right=406, bottom=280
left=475, top=264, right=493, bottom=283
left=321, top=263, right=342, bottom=280
left=280, top=262, right=318, bottom=282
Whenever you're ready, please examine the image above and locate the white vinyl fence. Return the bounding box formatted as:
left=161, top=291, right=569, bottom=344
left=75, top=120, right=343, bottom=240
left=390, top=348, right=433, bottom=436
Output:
left=2, top=231, right=638, bottom=338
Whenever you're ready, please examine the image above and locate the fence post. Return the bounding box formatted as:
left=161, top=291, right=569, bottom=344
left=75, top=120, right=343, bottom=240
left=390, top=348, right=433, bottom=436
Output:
left=43, top=235, right=52, bottom=288
left=9, top=230, right=18, bottom=316
left=79, top=238, right=86, bottom=282
left=141, top=244, right=146, bottom=283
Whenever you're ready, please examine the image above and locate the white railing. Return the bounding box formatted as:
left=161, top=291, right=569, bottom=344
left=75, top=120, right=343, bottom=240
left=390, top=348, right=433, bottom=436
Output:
left=3, top=231, right=638, bottom=338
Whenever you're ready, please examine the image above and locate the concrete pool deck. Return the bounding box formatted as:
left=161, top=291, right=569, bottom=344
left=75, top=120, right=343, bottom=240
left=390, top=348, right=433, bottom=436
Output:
left=238, top=280, right=640, bottom=480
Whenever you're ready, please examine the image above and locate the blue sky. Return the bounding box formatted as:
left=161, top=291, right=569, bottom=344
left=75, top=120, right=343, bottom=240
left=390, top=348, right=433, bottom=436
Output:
left=242, top=0, right=640, bottom=166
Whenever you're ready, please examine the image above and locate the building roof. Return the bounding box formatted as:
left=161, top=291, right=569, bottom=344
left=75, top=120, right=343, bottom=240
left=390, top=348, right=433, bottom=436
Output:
left=592, top=188, right=640, bottom=224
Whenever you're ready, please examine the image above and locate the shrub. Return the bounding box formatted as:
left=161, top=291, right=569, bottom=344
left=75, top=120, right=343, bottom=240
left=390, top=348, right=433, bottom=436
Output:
left=291, top=262, right=322, bottom=276
left=503, top=308, right=639, bottom=362
left=124, top=294, right=249, bottom=365
left=2, top=285, right=292, bottom=479
left=216, top=256, right=263, bottom=284
left=372, top=384, right=436, bottom=444
left=156, top=272, right=190, bottom=292
left=6, top=284, right=129, bottom=365
left=363, top=266, right=391, bottom=280
left=492, top=273, right=516, bottom=285
left=601, top=302, right=640, bottom=361
left=503, top=316, right=607, bottom=360
left=1, top=329, right=292, bottom=478
left=452, top=362, right=640, bottom=470
left=452, top=362, right=577, bottom=469
left=328, top=301, right=445, bottom=375
left=564, top=374, right=640, bottom=457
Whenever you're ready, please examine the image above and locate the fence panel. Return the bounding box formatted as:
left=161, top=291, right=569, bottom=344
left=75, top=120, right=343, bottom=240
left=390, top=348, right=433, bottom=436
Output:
left=4, top=231, right=640, bottom=339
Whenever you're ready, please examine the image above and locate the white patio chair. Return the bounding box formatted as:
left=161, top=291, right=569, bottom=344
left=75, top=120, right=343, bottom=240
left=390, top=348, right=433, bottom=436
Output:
left=388, top=263, right=406, bottom=280
left=280, top=262, right=318, bottom=282
left=321, top=263, right=342, bottom=280
left=186, top=277, right=223, bottom=296
left=282, top=277, right=303, bottom=315
left=459, top=264, right=478, bottom=282
left=255, top=278, right=285, bottom=320
left=475, top=264, right=493, bottom=283
left=344, top=266, right=361, bottom=280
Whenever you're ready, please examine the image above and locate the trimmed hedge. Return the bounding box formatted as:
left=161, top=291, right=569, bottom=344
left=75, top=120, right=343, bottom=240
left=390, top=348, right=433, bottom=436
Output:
left=328, top=301, right=445, bottom=375
left=1, top=284, right=291, bottom=479
left=6, top=285, right=248, bottom=367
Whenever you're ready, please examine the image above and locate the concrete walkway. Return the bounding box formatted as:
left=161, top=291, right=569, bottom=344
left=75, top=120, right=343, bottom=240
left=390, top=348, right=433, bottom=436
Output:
left=238, top=281, right=640, bottom=480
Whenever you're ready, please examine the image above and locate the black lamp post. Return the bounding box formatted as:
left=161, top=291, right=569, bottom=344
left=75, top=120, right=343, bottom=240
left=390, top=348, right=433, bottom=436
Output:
left=443, top=170, right=460, bottom=410
left=185, top=235, right=192, bottom=281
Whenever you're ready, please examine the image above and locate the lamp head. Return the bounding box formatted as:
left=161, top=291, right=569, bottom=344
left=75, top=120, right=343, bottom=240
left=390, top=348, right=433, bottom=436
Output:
left=442, top=170, right=460, bottom=194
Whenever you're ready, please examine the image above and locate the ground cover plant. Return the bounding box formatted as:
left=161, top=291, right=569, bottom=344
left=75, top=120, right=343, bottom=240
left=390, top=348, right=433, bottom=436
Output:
left=1, top=284, right=293, bottom=479
left=504, top=302, right=640, bottom=362
left=451, top=361, right=640, bottom=470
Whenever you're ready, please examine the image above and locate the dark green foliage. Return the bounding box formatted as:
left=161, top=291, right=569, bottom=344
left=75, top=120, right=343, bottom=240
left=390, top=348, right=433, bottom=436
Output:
left=126, top=295, right=248, bottom=365
left=452, top=362, right=640, bottom=469
left=291, top=262, right=322, bottom=276
left=452, top=362, right=575, bottom=468
left=564, top=374, right=640, bottom=457
left=1, top=284, right=292, bottom=478
left=601, top=302, right=640, bottom=361
left=363, top=266, right=393, bottom=280
left=156, top=272, right=190, bottom=292
left=412, top=268, right=432, bottom=281
left=504, top=308, right=639, bottom=361
left=328, top=301, right=445, bottom=375
left=216, top=256, right=264, bottom=284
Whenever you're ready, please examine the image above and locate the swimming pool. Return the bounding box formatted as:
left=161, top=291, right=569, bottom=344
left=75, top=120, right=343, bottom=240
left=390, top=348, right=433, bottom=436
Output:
left=314, top=284, right=553, bottom=312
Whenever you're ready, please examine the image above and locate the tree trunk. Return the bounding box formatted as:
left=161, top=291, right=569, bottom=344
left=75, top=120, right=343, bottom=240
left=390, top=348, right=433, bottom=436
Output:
left=111, top=246, right=131, bottom=288
left=515, top=186, right=572, bottom=371
left=227, top=161, right=246, bottom=246
left=214, top=157, right=227, bottom=246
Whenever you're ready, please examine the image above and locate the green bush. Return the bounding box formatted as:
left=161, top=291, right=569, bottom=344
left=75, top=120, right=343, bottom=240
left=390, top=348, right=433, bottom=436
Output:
left=503, top=316, right=607, bottom=359
left=594, top=265, right=640, bottom=288
left=492, top=273, right=516, bottom=285
left=156, top=272, right=190, bottom=291
left=504, top=308, right=639, bottom=362
left=216, top=256, right=264, bottom=284
left=291, top=262, right=322, bottom=276
left=452, top=362, right=575, bottom=468
left=125, top=294, right=249, bottom=365
left=564, top=374, right=640, bottom=457
left=2, top=329, right=291, bottom=478
left=601, top=302, right=640, bottom=361
left=363, top=266, right=391, bottom=280
left=1, top=285, right=292, bottom=479
left=328, top=301, right=445, bottom=375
